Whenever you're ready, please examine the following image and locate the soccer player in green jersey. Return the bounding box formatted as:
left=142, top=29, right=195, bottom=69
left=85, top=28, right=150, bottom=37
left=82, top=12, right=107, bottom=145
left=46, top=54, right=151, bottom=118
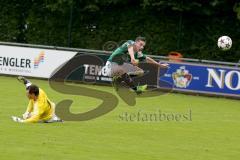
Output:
left=105, top=36, right=168, bottom=94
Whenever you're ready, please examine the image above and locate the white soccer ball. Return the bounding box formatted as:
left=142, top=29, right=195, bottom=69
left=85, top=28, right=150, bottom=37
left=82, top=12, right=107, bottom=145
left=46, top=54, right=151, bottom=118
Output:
left=217, top=36, right=232, bottom=51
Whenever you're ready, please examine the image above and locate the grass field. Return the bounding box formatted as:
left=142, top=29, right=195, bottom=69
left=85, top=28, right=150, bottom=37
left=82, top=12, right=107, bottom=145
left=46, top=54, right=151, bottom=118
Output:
left=0, top=75, right=239, bottom=160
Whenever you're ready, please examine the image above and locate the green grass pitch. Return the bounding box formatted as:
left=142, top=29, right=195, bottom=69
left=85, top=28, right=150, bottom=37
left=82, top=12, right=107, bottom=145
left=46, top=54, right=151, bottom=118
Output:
left=0, top=75, right=239, bottom=160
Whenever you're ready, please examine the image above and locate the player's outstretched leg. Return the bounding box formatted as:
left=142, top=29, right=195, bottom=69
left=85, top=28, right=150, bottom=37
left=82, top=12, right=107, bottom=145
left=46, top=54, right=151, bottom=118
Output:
left=112, top=75, right=122, bottom=91
left=17, top=76, right=32, bottom=89
left=120, top=73, right=147, bottom=95
left=45, top=102, right=63, bottom=123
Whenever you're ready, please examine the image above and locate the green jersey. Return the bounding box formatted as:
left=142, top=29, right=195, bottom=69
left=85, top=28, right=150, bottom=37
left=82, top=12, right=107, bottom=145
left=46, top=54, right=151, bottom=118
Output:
left=108, top=40, right=146, bottom=65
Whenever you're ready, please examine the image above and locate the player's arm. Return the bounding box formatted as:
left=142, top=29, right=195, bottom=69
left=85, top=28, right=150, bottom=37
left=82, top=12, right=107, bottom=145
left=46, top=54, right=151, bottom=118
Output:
left=22, top=100, right=34, bottom=119
left=128, top=46, right=138, bottom=65
left=22, top=99, right=46, bottom=123
left=26, top=100, right=33, bottom=113
left=146, top=56, right=169, bottom=68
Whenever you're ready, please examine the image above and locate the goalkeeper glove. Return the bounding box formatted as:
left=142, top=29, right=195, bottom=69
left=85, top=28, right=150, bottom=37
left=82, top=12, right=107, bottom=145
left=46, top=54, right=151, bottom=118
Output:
left=22, top=112, right=30, bottom=120
left=11, top=116, right=23, bottom=123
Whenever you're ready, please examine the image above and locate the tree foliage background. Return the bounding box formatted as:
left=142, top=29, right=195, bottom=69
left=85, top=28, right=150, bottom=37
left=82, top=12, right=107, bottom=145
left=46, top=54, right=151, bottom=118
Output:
left=1, top=0, right=240, bottom=62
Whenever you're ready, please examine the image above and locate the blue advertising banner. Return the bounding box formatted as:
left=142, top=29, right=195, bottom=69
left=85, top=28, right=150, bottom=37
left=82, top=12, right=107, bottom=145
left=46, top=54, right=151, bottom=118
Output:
left=159, top=62, right=240, bottom=97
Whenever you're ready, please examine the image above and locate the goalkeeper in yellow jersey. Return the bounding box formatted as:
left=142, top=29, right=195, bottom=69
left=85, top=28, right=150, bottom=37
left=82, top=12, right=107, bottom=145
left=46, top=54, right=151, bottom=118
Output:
left=11, top=76, right=62, bottom=123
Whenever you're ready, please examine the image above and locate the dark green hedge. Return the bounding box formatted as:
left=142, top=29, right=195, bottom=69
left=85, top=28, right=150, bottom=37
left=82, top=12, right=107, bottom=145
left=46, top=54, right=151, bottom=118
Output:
left=1, top=0, right=240, bottom=62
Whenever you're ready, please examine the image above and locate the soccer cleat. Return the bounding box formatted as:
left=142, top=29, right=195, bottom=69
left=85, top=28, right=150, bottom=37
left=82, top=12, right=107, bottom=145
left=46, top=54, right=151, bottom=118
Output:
left=17, top=76, right=29, bottom=85
left=129, top=84, right=148, bottom=94
left=17, top=76, right=32, bottom=90
left=56, top=119, right=64, bottom=122
left=44, top=116, right=64, bottom=123
left=137, top=84, right=148, bottom=91
left=136, top=84, right=148, bottom=94
left=44, top=119, right=64, bottom=123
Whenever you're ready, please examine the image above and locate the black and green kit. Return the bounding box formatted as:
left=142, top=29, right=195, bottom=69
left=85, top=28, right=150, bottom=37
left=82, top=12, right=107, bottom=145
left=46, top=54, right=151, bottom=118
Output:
left=107, top=40, right=146, bottom=65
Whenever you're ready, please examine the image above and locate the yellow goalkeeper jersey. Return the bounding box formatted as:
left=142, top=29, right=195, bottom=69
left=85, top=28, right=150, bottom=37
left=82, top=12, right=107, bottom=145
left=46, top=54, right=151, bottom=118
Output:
left=23, top=88, right=54, bottom=123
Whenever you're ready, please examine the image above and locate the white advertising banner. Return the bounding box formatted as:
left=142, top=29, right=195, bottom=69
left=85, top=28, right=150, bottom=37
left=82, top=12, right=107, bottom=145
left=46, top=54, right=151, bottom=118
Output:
left=0, top=45, right=77, bottom=78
